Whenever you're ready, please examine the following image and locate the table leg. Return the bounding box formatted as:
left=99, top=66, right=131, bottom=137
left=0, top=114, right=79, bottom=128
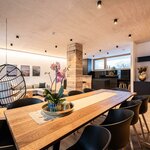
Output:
left=53, top=141, right=60, bottom=150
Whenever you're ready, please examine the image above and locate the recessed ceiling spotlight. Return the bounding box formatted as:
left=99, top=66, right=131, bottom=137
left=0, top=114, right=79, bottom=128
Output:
left=84, top=53, right=86, bottom=55
left=52, top=32, right=55, bottom=35
left=16, top=35, right=19, bottom=39
left=55, top=45, right=58, bottom=48
left=99, top=49, right=102, bottom=52
left=10, top=43, right=13, bottom=46
left=116, top=45, right=119, bottom=48
left=45, top=50, right=47, bottom=53
left=107, top=52, right=109, bottom=55
left=70, top=39, right=73, bottom=41
left=97, top=0, right=102, bottom=9
left=128, top=34, right=132, bottom=38
left=114, top=18, right=118, bottom=24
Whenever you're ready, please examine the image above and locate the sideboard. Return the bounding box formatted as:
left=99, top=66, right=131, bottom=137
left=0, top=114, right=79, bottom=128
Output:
left=134, top=81, right=150, bottom=95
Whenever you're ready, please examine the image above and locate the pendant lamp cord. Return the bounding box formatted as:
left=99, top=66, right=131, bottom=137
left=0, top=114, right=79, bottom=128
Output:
left=5, top=18, right=8, bottom=64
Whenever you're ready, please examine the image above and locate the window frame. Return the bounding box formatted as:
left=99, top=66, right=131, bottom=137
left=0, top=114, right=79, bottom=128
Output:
left=93, top=54, right=131, bottom=70
left=93, top=58, right=105, bottom=70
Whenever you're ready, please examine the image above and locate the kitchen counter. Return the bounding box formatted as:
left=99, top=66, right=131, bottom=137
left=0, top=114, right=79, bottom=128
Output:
left=92, top=78, right=110, bottom=90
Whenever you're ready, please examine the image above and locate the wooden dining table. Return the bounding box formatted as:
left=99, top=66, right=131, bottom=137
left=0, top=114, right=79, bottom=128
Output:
left=4, top=89, right=133, bottom=150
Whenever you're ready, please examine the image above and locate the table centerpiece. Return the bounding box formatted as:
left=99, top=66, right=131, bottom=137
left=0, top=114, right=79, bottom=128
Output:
left=43, top=62, right=73, bottom=116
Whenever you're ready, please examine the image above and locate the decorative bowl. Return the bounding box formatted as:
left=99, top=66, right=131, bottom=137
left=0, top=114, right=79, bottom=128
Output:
left=42, top=102, right=74, bottom=116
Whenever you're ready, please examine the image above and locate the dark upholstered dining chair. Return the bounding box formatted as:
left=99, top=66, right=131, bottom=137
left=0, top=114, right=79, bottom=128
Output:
left=67, top=125, right=111, bottom=150
left=83, top=88, right=94, bottom=93
left=0, top=120, right=16, bottom=150
left=68, top=90, right=83, bottom=96
left=7, top=98, right=43, bottom=109
left=132, top=95, right=150, bottom=140
left=120, top=100, right=142, bottom=149
left=101, top=109, right=134, bottom=149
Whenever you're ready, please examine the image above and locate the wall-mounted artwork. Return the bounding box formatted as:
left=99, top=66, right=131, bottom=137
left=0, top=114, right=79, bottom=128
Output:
left=6, top=65, right=17, bottom=76
left=32, top=66, right=40, bottom=76
left=21, top=65, right=30, bottom=76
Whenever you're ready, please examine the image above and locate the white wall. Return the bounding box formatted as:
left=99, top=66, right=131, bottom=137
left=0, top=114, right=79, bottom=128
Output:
left=135, top=41, right=150, bottom=81
left=0, top=49, right=67, bottom=86
left=130, top=42, right=136, bottom=92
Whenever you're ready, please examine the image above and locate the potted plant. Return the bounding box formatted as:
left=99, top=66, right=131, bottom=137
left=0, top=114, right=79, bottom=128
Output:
left=44, top=86, right=66, bottom=111
left=44, top=62, right=70, bottom=112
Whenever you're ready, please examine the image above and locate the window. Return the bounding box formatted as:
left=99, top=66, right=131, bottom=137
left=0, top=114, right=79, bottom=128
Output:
left=106, top=55, right=130, bottom=69
left=93, top=54, right=131, bottom=70
left=94, top=59, right=104, bottom=70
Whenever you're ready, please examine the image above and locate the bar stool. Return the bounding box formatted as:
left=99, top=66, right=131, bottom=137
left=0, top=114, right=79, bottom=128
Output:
left=112, top=87, right=129, bottom=92
left=120, top=100, right=142, bottom=149
left=67, top=125, right=111, bottom=150
left=119, top=82, right=127, bottom=89
left=128, top=83, right=131, bottom=91
left=132, top=95, right=149, bottom=141
left=100, top=109, right=134, bottom=149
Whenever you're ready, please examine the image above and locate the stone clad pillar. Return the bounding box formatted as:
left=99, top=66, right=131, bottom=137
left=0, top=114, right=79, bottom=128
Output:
left=67, top=43, right=83, bottom=91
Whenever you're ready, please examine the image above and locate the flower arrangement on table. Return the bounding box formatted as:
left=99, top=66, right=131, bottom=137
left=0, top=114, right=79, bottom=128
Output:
left=138, top=66, right=147, bottom=81
left=43, top=62, right=72, bottom=113
left=45, top=62, right=67, bottom=92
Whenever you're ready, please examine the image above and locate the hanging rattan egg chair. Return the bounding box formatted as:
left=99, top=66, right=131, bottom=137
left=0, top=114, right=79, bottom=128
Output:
left=0, top=64, right=26, bottom=107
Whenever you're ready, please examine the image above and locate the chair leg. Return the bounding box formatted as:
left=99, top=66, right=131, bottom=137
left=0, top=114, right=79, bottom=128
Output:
left=141, top=114, right=150, bottom=133
left=76, top=130, right=80, bottom=133
left=73, top=130, right=80, bottom=135
left=141, top=114, right=150, bottom=141
left=129, top=134, right=134, bottom=150
left=53, top=141, right=60, bottom=150
left=90, top=120, right=95, bottom=124
left=132, top=125, right=143, bottom=149
left=73, top=132, right=77, bottom=135
left=139, top=116, right=146, bottom=140
left=142, top=141, right=150, bottom=149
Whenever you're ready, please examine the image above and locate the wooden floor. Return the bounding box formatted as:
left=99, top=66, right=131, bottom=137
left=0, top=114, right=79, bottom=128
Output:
left=48, top=103, right=150, bottom=150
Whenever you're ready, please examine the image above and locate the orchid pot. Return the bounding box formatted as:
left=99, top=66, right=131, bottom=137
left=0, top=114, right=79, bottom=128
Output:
left=44, top=86, right=66, bottom=112
left=48, top=103, right=62, bottom=112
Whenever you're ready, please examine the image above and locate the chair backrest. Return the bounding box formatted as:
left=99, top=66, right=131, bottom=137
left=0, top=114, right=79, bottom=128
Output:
left=83, top=88, right=94, bottom=93
left=0, top=120, right=16, bottom=149
left=75, top=125, right=111, bottom=150
left=68, top=90, right=83, bottom=96
left=132, top=95, right=149, bottom=114
left=7, top=98, right=43, bottom=109
left=112, top=87, right=129, bottom=92
left=120, top=100, right=142, bottom=125
left=101, top=109, right=134, bottom=149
